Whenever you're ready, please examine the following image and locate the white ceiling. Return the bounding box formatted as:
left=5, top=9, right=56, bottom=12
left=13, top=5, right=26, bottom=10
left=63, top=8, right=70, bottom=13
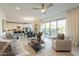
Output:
left=0, top=3, right=79, bottom=23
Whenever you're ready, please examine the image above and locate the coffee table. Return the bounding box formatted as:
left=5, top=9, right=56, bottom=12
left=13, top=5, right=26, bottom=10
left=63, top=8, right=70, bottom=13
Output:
left=28, top=40, right=45, bottom=51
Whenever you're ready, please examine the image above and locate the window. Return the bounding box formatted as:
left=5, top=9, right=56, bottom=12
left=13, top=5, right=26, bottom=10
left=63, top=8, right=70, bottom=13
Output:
left=45, top=22, right=50, bottom=37
left=25, top=24, right=33, bottom=32
left=50, top=21, right=57, bottom=37
left=40, top=18, right=65, bottom=38
left=57, top=19, right=65, bottom=34
left=40, top=23, right=46, bottom=36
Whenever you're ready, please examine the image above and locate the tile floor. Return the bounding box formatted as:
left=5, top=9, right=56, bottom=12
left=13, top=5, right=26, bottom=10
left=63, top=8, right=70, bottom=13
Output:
left=11, top=35, right=79, bottom=56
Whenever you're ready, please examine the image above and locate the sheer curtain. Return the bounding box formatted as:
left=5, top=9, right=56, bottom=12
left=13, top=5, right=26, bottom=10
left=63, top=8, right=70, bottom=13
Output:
left=66, top=7, right=79, bottom=47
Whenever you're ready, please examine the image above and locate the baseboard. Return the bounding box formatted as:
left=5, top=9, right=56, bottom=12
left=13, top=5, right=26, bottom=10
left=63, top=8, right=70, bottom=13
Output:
left=53, top=47, right=71, bottom=52
left=55, top=50, right=71, bottom=52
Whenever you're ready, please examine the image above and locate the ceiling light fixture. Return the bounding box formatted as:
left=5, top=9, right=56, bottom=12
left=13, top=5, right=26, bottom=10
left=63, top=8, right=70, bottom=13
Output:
left=23, top=17, right=34, bottom=21
left=16, top=7, right=20, bottom=10
left=41, top=9, right=46, bottom=13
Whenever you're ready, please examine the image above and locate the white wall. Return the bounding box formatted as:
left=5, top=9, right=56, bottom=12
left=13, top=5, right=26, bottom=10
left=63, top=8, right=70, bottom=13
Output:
left=0, top=8, right=6, bottom=36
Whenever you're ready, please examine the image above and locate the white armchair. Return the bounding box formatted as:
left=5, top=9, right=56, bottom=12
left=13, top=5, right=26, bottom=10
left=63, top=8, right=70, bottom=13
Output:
left=53, top=39, right=72, bottom=51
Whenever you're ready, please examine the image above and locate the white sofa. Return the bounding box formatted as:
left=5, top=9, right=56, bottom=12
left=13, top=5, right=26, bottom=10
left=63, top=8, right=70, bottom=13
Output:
left=53, top=39, right=72, bottom=51
left=0, top=32, right=6, bottom=39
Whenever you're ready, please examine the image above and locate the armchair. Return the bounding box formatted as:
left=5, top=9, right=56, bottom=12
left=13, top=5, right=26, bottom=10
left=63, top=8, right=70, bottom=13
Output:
left=52, top=33, right=72, bottom=51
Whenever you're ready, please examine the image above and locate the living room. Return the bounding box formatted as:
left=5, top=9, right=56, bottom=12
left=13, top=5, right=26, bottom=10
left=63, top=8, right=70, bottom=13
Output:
left=0, top=3, right=79, bottom=56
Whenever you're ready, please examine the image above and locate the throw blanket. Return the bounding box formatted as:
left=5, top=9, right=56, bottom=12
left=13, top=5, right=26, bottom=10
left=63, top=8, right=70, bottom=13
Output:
left=0, top=41, right=11, bottom=55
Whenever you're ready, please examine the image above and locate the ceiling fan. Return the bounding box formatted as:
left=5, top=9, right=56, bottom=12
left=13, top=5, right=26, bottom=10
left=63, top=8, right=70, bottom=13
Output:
left=32, top=3, right=53, bottom=15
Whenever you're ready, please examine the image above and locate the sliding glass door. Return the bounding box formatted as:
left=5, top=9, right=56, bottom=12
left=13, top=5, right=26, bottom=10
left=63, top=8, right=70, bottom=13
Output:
left=50, top=21, right=57, bottom=37
left=40, top=24, right=46, bottom=36
left=45, top=22, right=50, bottom=37
left=40, top=18, right=66, bottom=38
left=57, top=19, right=65, bottom=34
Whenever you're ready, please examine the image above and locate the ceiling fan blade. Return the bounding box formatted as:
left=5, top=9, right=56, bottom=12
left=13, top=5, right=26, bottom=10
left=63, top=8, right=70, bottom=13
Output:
left=32, top=8, right=40, bottom=10
left=46, top=3, right=53, bottom=8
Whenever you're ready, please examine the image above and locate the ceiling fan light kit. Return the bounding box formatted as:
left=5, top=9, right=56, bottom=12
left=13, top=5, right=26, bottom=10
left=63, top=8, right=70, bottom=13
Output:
left=32, top=3, right=53, bottom=14
left=41, top=9, right=46, bottom=13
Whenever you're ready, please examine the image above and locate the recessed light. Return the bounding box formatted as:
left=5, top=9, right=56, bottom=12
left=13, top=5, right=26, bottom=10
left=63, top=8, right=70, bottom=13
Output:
left=23, top=17, right=34, bottom=21
left=16, top=7, right=20, bottom=10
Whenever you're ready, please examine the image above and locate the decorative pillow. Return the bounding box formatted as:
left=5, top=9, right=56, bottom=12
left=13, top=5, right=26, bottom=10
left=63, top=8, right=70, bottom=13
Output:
left=57, top=33, right=64, bottom=39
